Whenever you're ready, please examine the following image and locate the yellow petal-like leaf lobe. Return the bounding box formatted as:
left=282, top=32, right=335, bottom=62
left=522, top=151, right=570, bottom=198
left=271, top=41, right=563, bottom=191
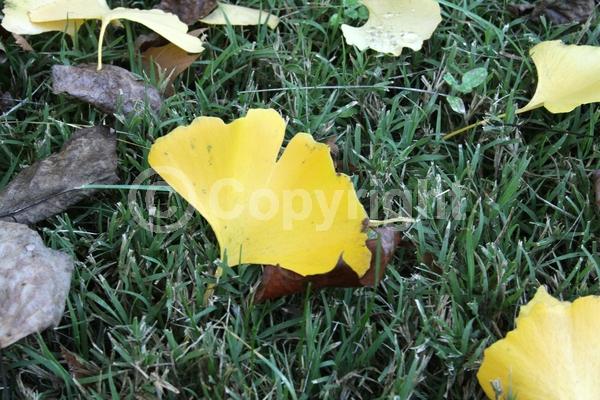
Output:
left=519, top=41, right=600, bottom=113
left=341, top=0, right=442, bottom=56
left=1, top=0, right=88, bottom=35
left=200, top=3, right=280, bottom=29
left=148, top=109, right=371, bottom=277
left=478, top=286, right=600, bottom=400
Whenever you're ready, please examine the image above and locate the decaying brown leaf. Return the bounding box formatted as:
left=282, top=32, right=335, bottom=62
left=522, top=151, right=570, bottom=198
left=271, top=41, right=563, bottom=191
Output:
left=0, top=126, right=118, bottom=225
left=255, top=227, right=403, bottom=302
left=510, top=0, right=596, bottom=23
left=61, top=346, right=100, bottom=379
left=0, top=222, right=74, bottom=349
left=155, top=0, right=218, bottom=24
left=142, top=29, right=205, bottom=96
left=11, top=33, right=33, bottom=52
left=52, top=64, right=162, bottom=114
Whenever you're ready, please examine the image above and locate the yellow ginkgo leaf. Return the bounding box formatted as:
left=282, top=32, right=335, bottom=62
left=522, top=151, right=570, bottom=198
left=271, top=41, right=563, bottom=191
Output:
left=29, top=0, right=111, bottom=21
left=199, top=3, right=280, bottom=30
left=477, top=286, right=600, bottom=400
left=519, top=41, right=600, bottom=113
left=1, top=0, right=87, bottom=35
left=340, top=0, right=442, bottom=56
left=19, top=0, right=204, bottom=69
left=148, top=109, right=372, bottom=277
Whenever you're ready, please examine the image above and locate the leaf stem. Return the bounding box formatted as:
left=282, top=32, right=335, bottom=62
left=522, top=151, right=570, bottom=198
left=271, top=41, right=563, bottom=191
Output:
left=369, top=217, right=415, bottom=227
left=443, top=113, right=507, bottom=140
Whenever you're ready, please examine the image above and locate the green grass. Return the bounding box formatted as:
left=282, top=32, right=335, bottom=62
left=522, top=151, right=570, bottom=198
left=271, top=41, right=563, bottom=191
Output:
left=2, top=0, right=600, bottom=398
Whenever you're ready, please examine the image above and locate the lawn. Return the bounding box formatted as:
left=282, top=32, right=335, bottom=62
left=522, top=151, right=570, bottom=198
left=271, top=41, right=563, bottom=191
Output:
left=1, top=0, right=600, bottom=399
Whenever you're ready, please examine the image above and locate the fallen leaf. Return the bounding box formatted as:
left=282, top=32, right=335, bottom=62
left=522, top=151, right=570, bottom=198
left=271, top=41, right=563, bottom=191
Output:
left=477, top=287, right=600, bottom=400
left=142, top=29, right=205, bottom=96
left=52, top=64, right=163, bottom=114
left=510, top=0, right=596, bottom=24
left=0, top=126, right=118, bottom=224
left=1, top=0, right=86, bottom=35
left=61, top=346, right=100, bottom=379
left=0, top=222, right=74, bottom=349
left=200, top=3, right=280, bottom=29
left=135, top=32, right=165, bottom=52
left=11, top=33, right=34, bottom=52
left=255, top=227, right=403, bottom=302
left=340, top=0, right=442, bottom=56
left=149, top=109, right=372, bottom=277
left=156, top=0, right=218, bottom=24
left=12, top=0, right=204, bottom=69
left=518, top=40, right=600, bottom=113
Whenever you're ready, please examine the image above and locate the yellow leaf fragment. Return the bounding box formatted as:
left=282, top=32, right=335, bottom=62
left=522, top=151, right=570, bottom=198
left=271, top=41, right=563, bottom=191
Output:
left=29, top=0, right=111, bottom=21
left=148, top=109, right=371, bottom=277
left=200, top=3, right=280, bottom=30
left=1, top=0, right=85, bottom=35
left=477, top=286, right=600, bottom=400
left=341, top=0, right=442, bottom=56
left=519, top=41, right=600, bottom=113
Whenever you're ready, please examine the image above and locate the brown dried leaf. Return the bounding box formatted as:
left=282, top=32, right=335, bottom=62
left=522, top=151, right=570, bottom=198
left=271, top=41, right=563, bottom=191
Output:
left=61, top=346, right=100, bottom=379
left=11, top=33, right=33, bottom=52
left=52, top=64, right=162, bottom=115
left=0, top=126, right=118, bottom=225
left=510, top=0, right=596, bottom=23
left=255, top=227, right=403, bottom=302
left=0, top=222, right=74, bottom=349
left=142, top=29, right=205, bottom=96
left=155, top=0, right=218, bottom=24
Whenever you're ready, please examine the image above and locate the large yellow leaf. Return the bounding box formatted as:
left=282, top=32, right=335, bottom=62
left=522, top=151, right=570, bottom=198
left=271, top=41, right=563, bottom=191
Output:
left=199, top=3, right=280, bottom=30
left=12, top=0, right=203, bottom=69
left=477, top=287, right=600, bottom=400
left=148, top=109, right=371, bottom=277
left=1, top=0, right=88, bottom=35
left=341, top=0, right=442, bottom=56
left=28, top=0, right=110, bottom=21
left=519, top=41, right=600, bottom=113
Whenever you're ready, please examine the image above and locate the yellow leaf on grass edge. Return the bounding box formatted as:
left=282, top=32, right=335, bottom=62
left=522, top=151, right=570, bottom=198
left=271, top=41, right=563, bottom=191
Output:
left=341, top=0, right=442, bottom=56
left=200, top=3, right=280, bottom=30
left=477, top=287, right=600, bottom=400
left=518, top=40, right=600, bottom=113
left=148, top=109, right=372, bottom=277
left=1, top=0, right=89, bottom=35
left=13, top=0, right=203, bottom=69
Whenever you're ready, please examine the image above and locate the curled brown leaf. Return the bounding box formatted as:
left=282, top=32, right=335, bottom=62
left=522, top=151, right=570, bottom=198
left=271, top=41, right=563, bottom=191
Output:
left=255, top=227, right=404, bottom=302
left=142, top=29, right=205, bottom=96
left=510, top=0, right=596, bottom=24
left=0, top=126, right=118, bottom=224
left=0, top=222, right=74, bottom=349
left=52, top=64, right=162, bottom=115
left=155, top=0, right=218, bottom=25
